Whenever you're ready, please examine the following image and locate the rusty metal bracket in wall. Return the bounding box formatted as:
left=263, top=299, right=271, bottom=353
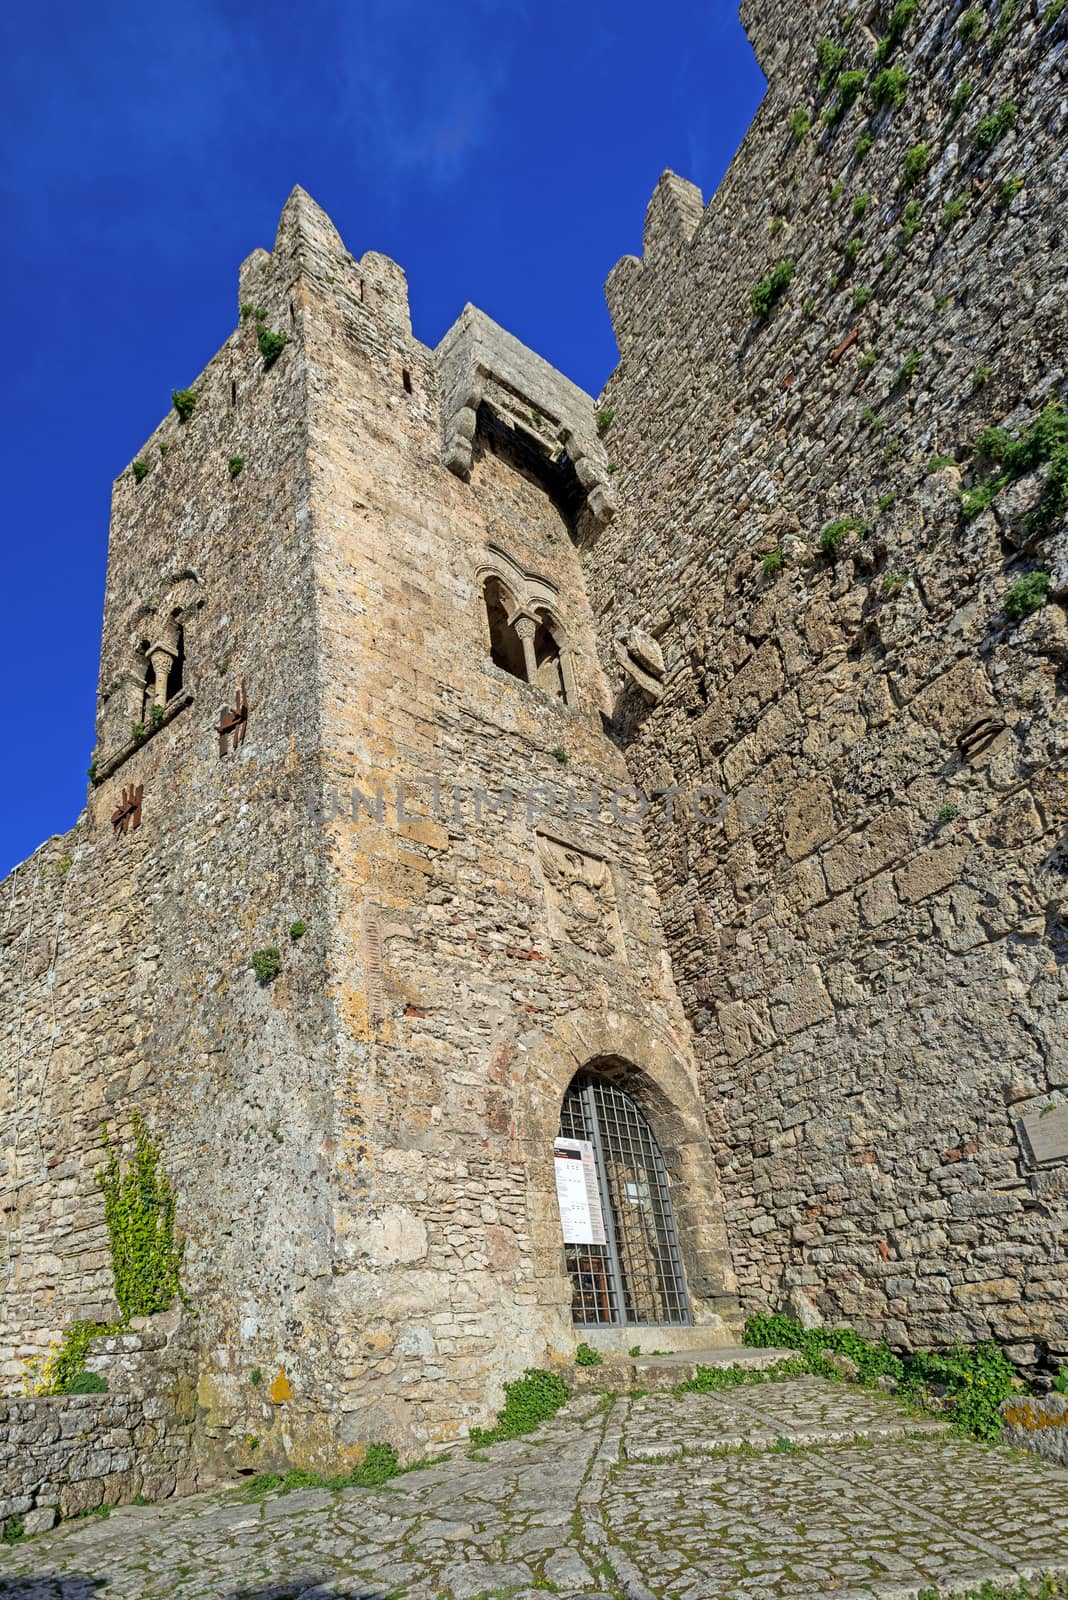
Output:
left=958, top=712, right=1006, bottom=761
left=111, top=784, right=143, bottom=835
left=216, top=680, right=248, bottom=756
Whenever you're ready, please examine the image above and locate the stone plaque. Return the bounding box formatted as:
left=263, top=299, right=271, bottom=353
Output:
left=1018, top=1102, right=1068, bottom=1167
left=536, top=833, right=624, bottom=960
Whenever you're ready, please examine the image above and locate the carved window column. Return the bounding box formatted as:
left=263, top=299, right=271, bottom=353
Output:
left=147, top=644, right=176, bottom=709
left=513, top=614, right=539, bottom=685
left=560, top=647, right=578, bottom=707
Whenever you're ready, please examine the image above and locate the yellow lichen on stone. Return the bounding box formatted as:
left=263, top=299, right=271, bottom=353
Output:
left=268, top=1367, right=293, bottom=1404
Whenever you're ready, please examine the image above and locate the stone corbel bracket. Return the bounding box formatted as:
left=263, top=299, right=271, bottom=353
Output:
left=614, top=626, right=666, bottom=704
left=434, top=304, right=617, bottom=540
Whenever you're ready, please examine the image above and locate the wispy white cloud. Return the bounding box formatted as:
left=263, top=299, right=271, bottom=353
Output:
left=332, top=0, right=528, bottom=185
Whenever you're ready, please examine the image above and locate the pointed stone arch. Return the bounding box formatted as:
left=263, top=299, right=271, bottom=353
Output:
left=512, top=1008, right=740, bottom=1345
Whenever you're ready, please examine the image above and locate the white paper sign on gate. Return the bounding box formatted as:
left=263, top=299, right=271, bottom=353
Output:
left=553, top=1137, right=607, bottom=1245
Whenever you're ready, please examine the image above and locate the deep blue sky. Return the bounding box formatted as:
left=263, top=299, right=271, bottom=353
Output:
left=0, top=0, right=764, bottom=878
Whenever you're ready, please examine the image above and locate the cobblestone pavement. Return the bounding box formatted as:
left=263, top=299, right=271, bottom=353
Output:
left=1, top=1377, right=1066, bottom=1600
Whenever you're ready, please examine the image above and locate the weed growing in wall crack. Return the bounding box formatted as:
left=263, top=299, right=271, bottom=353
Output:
left=874, top=0, right=918, bottom=63
left=893, top=350, right=923, bottom=389
left=171, top=389, right=197, bottom=422
left=131, top=460, right=149, bottom=483
left=468, top=1368, right=571, bottom=1446
left=997, top=175, right=1024, bottom=208
left=960, top=481, right=997, bottom=519
left=941, top=195, right=970, bottom=228
left=761, top=548, right=783, bottom=576
left=957, top=7, right=982, bottom=38
left=965, top=401, right=1068, bottom=537
left=575, top=1342, right=603, bottom=1367
left=990, top=0, right=1021, bottom=56
left=818, top=517, right=867, bottom=555
left=97, top=1112, right=183, bottom=1319
left=289, top=920, right=307, bottom=940
left=815, top=36, right=847, bottom=95
left=900, top=200, right=923, bottom=244
left=900, top=144, right=930, bottom=193
left=949, top=78, right=973, bottom=128
left=595, top=407, right=613, bottom=436
left=854, top=134, right=874, bottom=161
left=974, top=101, right=1017, bottom=154
left=750, top=258, right=795, bottom=321
left=228, top=456, right=245, bottom=478
left=788, top=107, right=811, bottom=140
left=252, top=947, right=282, bottom=982
left=1004, top=573, right=1050, bottom=620
left=823, top=70, right=865, bottom=127
left=257, top=326, right=287, bottom=368
left=870, top=66, right=908, bottom=111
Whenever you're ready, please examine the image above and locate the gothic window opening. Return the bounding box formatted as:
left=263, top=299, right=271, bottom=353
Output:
left=557, top=1073, right=689, bottom=1328
left=483, top=577, right=526, bottom=682
left=533, top=612, right=566, bottom=702
left=169, top=622, right=185, bottom=698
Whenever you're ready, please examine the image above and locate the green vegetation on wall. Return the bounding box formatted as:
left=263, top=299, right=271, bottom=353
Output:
left=469, top=1368, right=571, bottom=1446
left=750, top=258, right=795, bottom=321
left=97, top=1111, right=183, bottom=1320
left=744, top=1312, right=1017, bottom=1442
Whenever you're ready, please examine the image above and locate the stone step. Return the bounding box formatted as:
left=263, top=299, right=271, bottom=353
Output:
left=573, top=1343, right=797, bottom=1392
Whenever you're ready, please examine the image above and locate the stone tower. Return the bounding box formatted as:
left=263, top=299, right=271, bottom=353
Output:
left=3, top=0, right=1067, bottom=1491
left=0, top=189, right=739, bottom=1471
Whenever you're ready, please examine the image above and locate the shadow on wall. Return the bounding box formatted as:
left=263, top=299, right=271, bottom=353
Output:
left=229, top=1585, right=371, bottom=1599
left=0, top=1583, right=106, bottom=1599
left=0, top=1583, right=367, bottom=1600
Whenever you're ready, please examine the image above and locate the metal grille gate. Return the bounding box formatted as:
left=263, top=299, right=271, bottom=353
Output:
left=558, top=1074, right=690, bottom=1327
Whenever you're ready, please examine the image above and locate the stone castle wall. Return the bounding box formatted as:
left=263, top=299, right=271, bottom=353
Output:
left=3, top=0, right=1066, bottom=1491
left=585, top=0, right=1067, bottom=1364
left=0, top=1308, right=198, bottom=1531
left=0, top=200, right=341, bottom=1466
left=0, top=191, right=739, bottom=1472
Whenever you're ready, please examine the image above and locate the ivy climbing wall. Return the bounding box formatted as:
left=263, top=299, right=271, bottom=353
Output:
left=585, top=0, right=1067, bottom=1364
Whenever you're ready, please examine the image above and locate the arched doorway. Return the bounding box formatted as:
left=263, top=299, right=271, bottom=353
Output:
left=557, top=1072, right=690, bottom=1328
